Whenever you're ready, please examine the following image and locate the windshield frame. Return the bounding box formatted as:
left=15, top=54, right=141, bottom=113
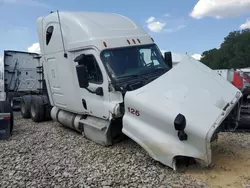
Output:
left=99, top=43, right=169, bottom=83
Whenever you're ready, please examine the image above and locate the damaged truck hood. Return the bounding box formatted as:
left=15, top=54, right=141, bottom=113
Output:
left=122, top=55, right=242, bottom=170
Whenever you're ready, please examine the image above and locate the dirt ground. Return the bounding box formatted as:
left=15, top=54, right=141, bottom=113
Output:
left=185, top=133, right=250, bottom=188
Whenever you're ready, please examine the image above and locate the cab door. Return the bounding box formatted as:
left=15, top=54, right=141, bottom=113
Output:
left=75, top=49, right=111, bottom=120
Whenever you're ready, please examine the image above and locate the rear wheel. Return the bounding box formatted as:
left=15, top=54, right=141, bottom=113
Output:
left=20, top=95, right=32, bottom=118
left=30, top=95, right=45, bottom=122
left=0, top=101, right=14, bottom=134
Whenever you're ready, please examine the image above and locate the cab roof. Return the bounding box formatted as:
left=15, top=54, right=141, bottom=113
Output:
left=37, top=11, right=154, bottom=51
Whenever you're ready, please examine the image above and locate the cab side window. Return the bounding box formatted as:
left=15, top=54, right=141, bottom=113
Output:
left=79, top=55, right=103, bottom=84
left=46, top=26, right=54, bottom=45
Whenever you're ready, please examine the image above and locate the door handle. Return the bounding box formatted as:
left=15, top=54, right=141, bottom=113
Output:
left=52, top=69, right=55, bottom=78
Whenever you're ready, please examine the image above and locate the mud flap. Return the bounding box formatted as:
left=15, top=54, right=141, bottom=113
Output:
left=0, top=113, right=11, bottom=140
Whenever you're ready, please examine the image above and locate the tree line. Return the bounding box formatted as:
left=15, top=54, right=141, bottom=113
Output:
left=200, top=29, right=250, bottom=69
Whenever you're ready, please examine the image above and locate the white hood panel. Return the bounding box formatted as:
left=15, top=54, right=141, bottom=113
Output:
left=122, top=55, right=241, bottom=170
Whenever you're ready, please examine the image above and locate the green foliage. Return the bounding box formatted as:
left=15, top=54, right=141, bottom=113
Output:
left=200, top=29, right=250, bottom=69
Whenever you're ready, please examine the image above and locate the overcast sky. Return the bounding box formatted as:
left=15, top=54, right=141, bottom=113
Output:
left=0, top=0, right=250, bottom=62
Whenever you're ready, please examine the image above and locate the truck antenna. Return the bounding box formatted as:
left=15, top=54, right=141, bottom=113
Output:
left=56, top=10, right=67, bottom=58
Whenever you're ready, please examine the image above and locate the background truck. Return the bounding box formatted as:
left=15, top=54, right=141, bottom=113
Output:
left=0, top=50, right=44, bottom=111
left=0, top=50, right=48, bottom=138
left=237, top=69, right=250, bottom=101
left=4, top=11, right=243, bottom=170
left=214, top=69, right=250, bottom=131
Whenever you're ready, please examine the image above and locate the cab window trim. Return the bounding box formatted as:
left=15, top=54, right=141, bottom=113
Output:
left=99, top=44, right=166, bottom=83
left=46, top=26, right=54, bottom=45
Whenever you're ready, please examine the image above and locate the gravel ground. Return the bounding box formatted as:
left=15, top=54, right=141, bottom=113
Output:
left=0, top=115, right=249, bottom=188
left=185, top=131, right=250, bottom=188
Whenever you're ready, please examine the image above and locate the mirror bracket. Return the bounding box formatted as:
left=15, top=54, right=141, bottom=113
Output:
left=85, top=87, right=103, bottom=96
left=85, top=87, right=95, bottom=94
left=95, top=87, right=104, bottom=96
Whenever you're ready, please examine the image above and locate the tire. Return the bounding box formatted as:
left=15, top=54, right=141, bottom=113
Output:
left=41, top=95, right=52, bottom=121
left=20, top=95, right=32, bottom=119
left=0, top=101, right=14, bottom=134
left=30, top=95, right=45, bottom=122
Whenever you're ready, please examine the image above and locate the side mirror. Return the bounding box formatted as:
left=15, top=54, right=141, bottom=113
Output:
left=76, top=64, right=89, bottom=88
left=164, top=52, right=173, bottom=69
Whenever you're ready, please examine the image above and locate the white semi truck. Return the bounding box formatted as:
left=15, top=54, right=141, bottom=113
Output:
left=12, top=11, right=243, bottom=170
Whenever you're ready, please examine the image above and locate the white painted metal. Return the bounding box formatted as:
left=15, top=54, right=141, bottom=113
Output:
left=214, top=69, right=235, bottom=83
left=79, top=117, right=111, bottom=146
left=51, top=106, right=82, bottom=132
left=171, top=53, right=186, bottom=67
left=37, top=12, right=153, bottom=54
left=37, top=12, right=131, bottom=116
left=123, top=55, right=242, bottom=169
left=51, top=106, right=112, bottom=145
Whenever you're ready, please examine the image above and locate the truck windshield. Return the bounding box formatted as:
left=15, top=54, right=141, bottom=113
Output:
left=100, top=44, right=169, bottom=80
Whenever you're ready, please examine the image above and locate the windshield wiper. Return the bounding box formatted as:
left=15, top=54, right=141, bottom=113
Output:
left=116, top=74, right=139, bottom=79
left=154, top=67, right=167, bottom=72
left=140, top=67, right=167, bottom=75
left=116, top=67, right=168, bottom=80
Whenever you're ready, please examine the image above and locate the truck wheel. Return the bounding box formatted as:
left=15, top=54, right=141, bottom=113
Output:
left=0, top=101, right=14, bottom=134
left=41, top=95, right=52, bottom=121
left=20, top=95, right=32, bottom=119
left=30, top=95, right=45, bottom=122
